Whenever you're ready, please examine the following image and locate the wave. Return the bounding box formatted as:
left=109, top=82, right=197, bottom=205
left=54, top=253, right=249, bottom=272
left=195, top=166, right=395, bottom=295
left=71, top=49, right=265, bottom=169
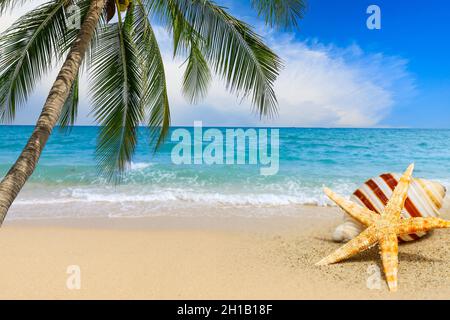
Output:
left=15, top=187, right=335, bottom=207
left=19, top=179, right=450, bottom=208
left=129, top=162, right=154, bottom=171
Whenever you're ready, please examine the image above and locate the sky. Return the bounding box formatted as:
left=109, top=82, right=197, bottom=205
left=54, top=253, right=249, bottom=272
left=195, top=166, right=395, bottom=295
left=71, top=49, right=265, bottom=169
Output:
left=1, top=0, right=450, bottom=128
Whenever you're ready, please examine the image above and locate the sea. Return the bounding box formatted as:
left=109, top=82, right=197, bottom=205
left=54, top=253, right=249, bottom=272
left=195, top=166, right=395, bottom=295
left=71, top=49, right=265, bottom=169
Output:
left=1, top=126, right=450, bottom=220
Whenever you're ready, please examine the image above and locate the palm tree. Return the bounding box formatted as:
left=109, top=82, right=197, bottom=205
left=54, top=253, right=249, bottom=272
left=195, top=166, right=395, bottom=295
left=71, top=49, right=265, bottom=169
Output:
left=0, top=0, right=306, bottom=224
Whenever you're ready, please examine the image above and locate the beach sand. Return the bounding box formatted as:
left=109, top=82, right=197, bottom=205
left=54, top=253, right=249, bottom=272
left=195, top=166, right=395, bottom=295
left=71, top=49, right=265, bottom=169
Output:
left=1, top=205, right=450, bottom=299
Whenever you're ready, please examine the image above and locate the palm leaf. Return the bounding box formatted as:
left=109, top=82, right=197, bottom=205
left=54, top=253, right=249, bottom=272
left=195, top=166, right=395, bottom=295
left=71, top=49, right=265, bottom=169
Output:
left=134, top=0, right=170, bottom=149
left=0, top=0, right=35, bottom=15
left=90, top=2, right=144, bottom=181
left=182, top=42, right=211, bottom=104
left=58, top=74, right=79, bottom=130
left=150, top=1, right=211, bottom=104
left=60, top=0, right=96, bottom=53
left=149, top=0, right=283, bottom=117
left=0, top=0, right=89, bottom=122
left=250, top=0, right=306, bottom=29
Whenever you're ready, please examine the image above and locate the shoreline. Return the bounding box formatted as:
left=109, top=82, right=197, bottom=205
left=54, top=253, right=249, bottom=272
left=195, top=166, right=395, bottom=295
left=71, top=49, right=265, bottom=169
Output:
left=1, top=206, right=450, bottom=299
left=4, top=204, right=337, bottom=230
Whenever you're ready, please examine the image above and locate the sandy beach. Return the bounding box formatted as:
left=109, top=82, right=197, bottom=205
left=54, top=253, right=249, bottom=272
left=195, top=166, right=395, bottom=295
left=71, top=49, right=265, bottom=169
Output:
left=1, top=0, right=448, bottom=303
left=1, top=205, right=449, bottom=299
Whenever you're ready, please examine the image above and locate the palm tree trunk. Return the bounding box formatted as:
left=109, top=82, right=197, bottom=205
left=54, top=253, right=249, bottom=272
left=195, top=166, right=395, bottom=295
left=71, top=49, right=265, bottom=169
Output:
left=0, top=0, right=106, bottom=225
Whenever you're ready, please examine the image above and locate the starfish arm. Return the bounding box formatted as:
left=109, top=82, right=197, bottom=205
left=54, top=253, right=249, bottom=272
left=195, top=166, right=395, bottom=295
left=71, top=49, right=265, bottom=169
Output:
left=383, top=163, right=414, bottom=220
left=379, top=232, right=399, bottom=292
left=316, top=226, right=378, bottom=266
left=397, top=217, right=450, bottom=235
left=324, top=187, right=378, bottom=226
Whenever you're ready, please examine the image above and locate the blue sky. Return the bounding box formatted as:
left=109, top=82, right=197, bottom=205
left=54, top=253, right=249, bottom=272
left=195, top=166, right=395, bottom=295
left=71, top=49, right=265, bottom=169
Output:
left=2, top=0, right=450, bottom=127
left=225, top=0, right=450, bottom=128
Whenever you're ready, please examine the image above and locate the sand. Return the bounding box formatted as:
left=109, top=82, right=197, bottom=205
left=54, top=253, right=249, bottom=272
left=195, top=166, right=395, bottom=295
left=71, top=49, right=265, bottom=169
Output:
left=1, top=205, right=450, bottom=299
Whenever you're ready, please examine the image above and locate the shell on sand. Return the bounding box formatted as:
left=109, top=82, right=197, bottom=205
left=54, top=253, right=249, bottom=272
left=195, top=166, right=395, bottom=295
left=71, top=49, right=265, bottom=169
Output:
left=333, top=173, right=446, bottom=242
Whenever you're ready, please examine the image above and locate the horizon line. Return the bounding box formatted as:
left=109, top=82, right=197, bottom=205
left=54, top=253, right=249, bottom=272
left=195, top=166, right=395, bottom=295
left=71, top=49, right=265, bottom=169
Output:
left=1, top=124, right=449, bottom=130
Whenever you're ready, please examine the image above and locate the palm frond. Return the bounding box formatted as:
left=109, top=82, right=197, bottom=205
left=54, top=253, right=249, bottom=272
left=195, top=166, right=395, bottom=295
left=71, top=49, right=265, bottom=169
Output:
left=250, top=0, right=306, bottom=29
left=57, top=0, right=95, bottom=131
left=182, top=42, right=211, bottom=104
left=148, top=0, right=283, bottom=117
left=0, top=0, right=89, bottom=122
left=160, top=1, right=196, bottom=58
left=90, top=2, right=144, bottom=182
left=0, top=0, right=34, bottom=15
left=135, top=0, right=170, bottom=149
left=59, top=0, right=96, bottom=54
left=58, top=74, right=79, bottom=131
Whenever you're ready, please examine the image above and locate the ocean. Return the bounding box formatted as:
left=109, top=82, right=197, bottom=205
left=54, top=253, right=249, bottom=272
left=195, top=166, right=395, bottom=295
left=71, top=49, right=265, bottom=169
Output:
left=2, top=126, right=450, bottom=220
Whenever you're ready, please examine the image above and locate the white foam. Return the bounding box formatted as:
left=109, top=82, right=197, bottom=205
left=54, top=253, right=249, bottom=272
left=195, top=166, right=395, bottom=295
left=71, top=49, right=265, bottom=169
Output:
left=15, top=187, right=333, bottom=207
left=129, top=162, right=154, bottom=171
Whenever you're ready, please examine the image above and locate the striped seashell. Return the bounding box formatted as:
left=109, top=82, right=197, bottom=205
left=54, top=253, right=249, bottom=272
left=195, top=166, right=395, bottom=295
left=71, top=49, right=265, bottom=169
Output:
left=332, top=173, right=446, bottom=242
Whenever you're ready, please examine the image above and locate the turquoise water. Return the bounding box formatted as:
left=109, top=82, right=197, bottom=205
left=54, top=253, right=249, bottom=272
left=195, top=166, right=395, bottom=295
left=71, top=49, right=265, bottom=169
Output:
left=1, top=126, right=450, bottom=218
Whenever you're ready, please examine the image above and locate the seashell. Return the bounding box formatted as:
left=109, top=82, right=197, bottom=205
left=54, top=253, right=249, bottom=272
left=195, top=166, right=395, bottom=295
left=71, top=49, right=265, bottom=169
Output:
left=332, top=173, right=446, bottom=242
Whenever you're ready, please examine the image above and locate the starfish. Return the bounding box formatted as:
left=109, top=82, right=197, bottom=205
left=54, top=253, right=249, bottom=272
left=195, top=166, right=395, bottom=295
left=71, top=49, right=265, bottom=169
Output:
left=316, top=164, right=450, bottom=291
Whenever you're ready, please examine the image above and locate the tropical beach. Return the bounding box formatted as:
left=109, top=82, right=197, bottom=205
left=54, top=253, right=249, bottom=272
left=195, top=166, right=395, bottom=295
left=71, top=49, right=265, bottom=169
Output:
left=1, top=0, right=450, bottom=301
left=0, top=127, right=449, bottom=298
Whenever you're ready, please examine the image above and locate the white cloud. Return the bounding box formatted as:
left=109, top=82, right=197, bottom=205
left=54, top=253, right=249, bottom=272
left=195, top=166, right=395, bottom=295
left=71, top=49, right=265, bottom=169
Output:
left=3, top=6, right=415, bottom=127
left=158, top=30, right=415, bottom=127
